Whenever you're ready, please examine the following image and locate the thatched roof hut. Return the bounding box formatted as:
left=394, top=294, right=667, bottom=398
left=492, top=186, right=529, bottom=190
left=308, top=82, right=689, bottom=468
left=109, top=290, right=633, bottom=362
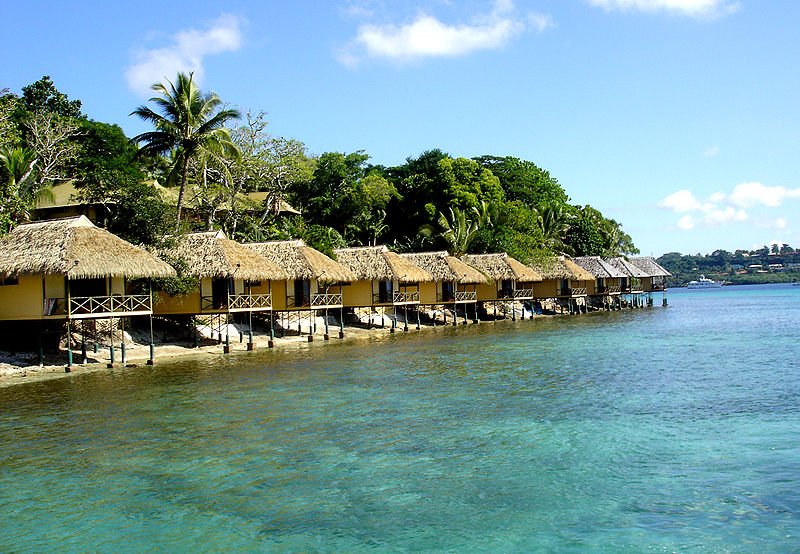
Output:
left=0, top=215, right=175, bottom=279
left=462, top=253, right=542, bottom=282
left=574, top=256, right=627, bottom=279
left=401, top=251, right=488, bottom=284
left=334, top=246, right=433, bottom=283
left=629, top=257, right=672, bottom=277
left=167, top=231, right=287, bottom=281
left=530, top=256, right=595, bottom=281
left=606, top=257, right=649, bottom=278
left=245, top=240, right=354, bottom=283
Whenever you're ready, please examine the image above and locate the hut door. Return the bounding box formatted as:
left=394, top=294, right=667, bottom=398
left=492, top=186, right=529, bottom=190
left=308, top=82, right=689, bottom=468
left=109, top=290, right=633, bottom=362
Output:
left=294, top=279, right=311, bottom=307
left=500, top=279, right=513, bottom=298
left=441, top=281, right=454, bottom=302
left=69, top=278, right=107, bottom=298
left=212, top=277, right=231, bottom=309
left=378, top=280, right=393, bottom=303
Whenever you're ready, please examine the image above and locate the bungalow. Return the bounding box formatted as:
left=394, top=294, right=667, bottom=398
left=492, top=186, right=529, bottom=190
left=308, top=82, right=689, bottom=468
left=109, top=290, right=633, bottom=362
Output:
left=155, top=231, right=287, bottom=349
left=400, top=251, right=488, bottom=325
left=461, top=253, right=542, bottom=320
left=245, top=240, right=355, bottom=340
left=0, top=215, right=175, bottom=366
left=529, top=257, right=595, bottom=313
left=334, top=246, right=433, bottom=331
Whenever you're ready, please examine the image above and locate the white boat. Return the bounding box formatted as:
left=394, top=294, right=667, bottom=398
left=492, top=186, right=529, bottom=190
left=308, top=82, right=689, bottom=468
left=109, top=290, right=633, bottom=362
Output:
left=686, top=275, right=724, bottom=289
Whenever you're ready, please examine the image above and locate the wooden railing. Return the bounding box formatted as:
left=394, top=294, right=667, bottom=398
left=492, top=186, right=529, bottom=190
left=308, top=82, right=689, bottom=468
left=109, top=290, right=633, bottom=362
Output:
left=47, top=295, right=153, bottom=318
left=454, top=291, right=477, bottom=302
left=392, top=291, right=419, bottom=304
left=559, top=287, right=587, bottom=297
left=312, top=293, right=343, bottom=307
left=605, top=285, right=621, bottom=294
left=228, top=293, right=272, bottom=312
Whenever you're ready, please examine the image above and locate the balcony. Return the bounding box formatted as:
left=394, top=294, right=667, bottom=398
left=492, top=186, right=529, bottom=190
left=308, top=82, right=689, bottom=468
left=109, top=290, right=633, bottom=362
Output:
left=228, top=293, right=272, bottom=312
left=311, top=293, right=343, bottom=307
left=372, top=291, right=419, bottom=305
left=597, top=285, right=621, bottom=295
left=45, top=295, right=153, bottom=319
left=498, top=289, right=535, bottom=300
left=559, top=287, right=587, bottom=297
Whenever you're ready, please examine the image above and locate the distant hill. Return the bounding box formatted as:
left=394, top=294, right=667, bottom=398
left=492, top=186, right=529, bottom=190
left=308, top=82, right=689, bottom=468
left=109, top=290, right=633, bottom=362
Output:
left=657, top=246, right=800, bottom=286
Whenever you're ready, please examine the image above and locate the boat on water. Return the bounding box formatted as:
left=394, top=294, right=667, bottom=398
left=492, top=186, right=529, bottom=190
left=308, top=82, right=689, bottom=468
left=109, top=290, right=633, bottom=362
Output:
left=686, top=275, right=724, bottom=289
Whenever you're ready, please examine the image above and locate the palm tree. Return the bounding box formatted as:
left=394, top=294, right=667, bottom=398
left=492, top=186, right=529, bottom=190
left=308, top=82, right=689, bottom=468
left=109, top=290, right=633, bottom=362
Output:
left=130, top=72, right=240, bottom=226
left=437, top=205, right=483, bottom=257
left=536, top=203, right=572, bottom=255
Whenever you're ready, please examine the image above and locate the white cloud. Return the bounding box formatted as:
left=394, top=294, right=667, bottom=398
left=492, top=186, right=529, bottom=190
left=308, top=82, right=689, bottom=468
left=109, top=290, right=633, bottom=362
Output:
left=588, top=0, right=739, bottom=18
left=677, top=215, right=695, bottom=230
left=659, top=180, right=800, bottom=232
left=702, top=145, right=721, bottom=158
left=704, top=206, right=748, bottom=226
left=728, top=181, right=800, bottom=208
left=658, top=189, right=702, bottom=213
left=755, top=217, right=789, bottom=230
left=339, top=1, right=549, bottom=66
left=126, top=14, right=243, bottom=97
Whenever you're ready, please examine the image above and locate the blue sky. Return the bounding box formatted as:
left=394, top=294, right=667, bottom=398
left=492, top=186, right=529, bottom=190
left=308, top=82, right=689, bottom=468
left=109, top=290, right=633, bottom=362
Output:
left=3, top=0, right=799, bottom=256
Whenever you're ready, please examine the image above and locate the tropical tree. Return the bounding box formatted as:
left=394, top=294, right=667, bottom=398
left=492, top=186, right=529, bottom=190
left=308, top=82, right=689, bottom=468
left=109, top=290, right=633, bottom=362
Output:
left=130, top=72, right=240, bottom=226
left=435, top=204, right=487, bottom=257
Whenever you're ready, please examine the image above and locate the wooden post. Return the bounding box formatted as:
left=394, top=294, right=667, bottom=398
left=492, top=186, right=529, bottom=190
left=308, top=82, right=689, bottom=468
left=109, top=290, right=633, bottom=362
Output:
left=65, top=318, right=73, bottom=372
left=147, top=282, right=155, bottom=365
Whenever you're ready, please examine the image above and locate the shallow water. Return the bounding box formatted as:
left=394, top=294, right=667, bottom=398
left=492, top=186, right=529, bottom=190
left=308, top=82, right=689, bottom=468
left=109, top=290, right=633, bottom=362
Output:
left=1, top=285, right=798, bottom=552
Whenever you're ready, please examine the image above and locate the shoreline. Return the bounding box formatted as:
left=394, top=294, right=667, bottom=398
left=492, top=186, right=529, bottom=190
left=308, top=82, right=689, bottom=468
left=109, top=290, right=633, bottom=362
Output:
left=0, top=314, right=555, bottom=389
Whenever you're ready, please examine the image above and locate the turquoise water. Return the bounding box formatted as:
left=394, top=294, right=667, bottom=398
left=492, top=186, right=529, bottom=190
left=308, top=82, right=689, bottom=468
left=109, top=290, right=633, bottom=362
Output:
left=1, top=285, right=799, bottom=552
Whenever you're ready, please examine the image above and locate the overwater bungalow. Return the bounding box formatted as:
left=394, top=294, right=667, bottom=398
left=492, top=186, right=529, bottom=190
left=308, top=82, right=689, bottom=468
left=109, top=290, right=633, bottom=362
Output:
left=244, top=240, right=355, bottom=340
left=400, top=251, right=488, bottom=325
left=529, top=257, right=595, bottom=313
left=0, top=216, right=175, bottom=366
left=605, top=257, right=649, bottom=307
left=461, top=253, right=542, bottom=320
left=629, top=257, right=672, bottom=305
left=573, top=256, right=628, bottom=310
left=155, top=231, right=287, bottom=349
left=333, top=246, right=433, bottom=331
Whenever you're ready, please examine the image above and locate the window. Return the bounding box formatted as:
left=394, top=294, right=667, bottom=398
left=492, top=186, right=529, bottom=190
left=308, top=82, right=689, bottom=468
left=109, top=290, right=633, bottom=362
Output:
left=0, top=276, right=19, bottom=286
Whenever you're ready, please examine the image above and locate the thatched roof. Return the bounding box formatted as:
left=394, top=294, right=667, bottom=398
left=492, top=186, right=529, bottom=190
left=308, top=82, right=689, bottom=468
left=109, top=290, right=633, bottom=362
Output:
left=401, top=251, right=488, bottom=284
left=462, top=253, right=542, bottom=282
left=606, top=257, right=649, bottom=278
left=245, top=240, right=354, bottom=283
left=629, top=256, right=672, bottom=277
left=0, top=216, right=176, bottom=279
left=574, top=256, right=627, bottom=278
left=334, top=246, right=434, bottom=283
left=166, top=231, right=287, bottom=281
left=530, top=256, right=595, bottom=281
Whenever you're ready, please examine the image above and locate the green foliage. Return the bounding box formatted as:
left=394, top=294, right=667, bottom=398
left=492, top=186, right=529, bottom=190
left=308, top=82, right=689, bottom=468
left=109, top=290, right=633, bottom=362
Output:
left=564, top=205, right=606, bottom=256
left=474, top=155, right=569, bottom=207
left=151, top=253, right=200, bottom=297
left=20, top=76, right=83, bottom=118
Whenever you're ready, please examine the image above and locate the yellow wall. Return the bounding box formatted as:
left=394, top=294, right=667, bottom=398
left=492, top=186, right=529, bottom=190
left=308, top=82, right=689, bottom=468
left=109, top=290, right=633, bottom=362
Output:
left=154, top=290, right=201, bottom=315
left=532, top=280, right=559, bottom=298
left=0, top=274, right=128, bottom=320
left=475, top=281, right=499, bottom=301
left=418, top=281, right=437, bottom=304
left=343, top=280, right=374, bottom=307
left=0, top=274, right=47, bottom=320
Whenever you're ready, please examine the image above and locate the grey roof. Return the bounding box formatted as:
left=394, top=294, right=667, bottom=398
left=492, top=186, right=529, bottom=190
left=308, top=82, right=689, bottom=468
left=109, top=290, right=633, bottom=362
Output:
left=573, top=256, right=626, bottom=278
left=605, top=257, right=649, bottom=278
left=628, top=257, right=672, bottom=277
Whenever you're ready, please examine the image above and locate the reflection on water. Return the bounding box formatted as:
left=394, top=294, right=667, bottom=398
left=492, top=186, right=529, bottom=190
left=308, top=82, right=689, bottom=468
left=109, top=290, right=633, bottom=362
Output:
left=1, top=285, right=799, bottom=551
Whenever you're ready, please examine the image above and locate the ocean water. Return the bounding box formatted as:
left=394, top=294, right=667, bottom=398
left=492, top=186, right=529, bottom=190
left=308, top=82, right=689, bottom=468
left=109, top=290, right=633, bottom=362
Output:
left=1, top=285, right=798, bottom=552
